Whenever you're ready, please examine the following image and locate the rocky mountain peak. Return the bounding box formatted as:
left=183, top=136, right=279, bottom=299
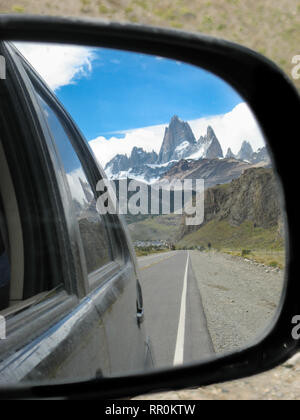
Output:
left=197, top=126, right=223, bottom=159
left=105, top=147, right=158, bottom=177
left=251, top=146, right=270, bottom=164
left=104, top=114, right=269, bottom=184
left=225, top=148, right=236, bottom=159
left=105, top=153, right=130, bottom=175
left=207, top=125, right=215, bottom=137
left=170, top=115, right=181, bottom=124
left=158, top=115, right=196, bottom=164
left=237, top=141, right=254, bottom=162
left=130, top=147, right=158, bottom=166
left=206, top=127, right=224, bottom=159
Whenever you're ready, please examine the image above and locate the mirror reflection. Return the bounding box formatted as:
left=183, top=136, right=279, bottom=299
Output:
left=0, top=42, right=286, bottom=383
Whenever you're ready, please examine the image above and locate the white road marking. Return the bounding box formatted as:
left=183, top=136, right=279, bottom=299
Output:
left=173, top=252, right=189, bottom=366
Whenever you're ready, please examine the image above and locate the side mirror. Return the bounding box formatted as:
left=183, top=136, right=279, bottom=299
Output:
left=0, top=15, right=299, bottom=400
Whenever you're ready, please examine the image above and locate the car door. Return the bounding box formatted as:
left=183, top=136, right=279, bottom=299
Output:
left=0, top=41, right=148, bottom=383
left=29, top=66, right=149, bottom=378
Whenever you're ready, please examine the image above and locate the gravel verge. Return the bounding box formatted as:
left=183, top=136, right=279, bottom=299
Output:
left=189, top=250, right=285, bottom=353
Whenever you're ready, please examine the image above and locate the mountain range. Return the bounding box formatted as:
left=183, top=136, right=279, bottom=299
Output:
left=105, top=115, right=271, bottom=185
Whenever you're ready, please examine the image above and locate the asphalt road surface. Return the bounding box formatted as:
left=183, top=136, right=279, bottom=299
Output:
left=138, top=250, right=284, bottom=369
left=138, top=251, right=214, bottom=369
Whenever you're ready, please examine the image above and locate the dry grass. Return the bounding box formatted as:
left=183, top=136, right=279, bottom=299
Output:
left=223, top=249, right=286, bottom=269
left=134, top=247, right=168, bottom=257
left=176, top=219, right=285, bottom=268
left=0, top=0, right=299, bottom=92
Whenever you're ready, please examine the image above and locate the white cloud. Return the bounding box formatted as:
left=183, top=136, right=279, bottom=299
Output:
left=89, top=102, right=266, bottom=168
left=89, top=125, right=166, bottom=168
left=189, top=102, right=266, bottom=156
left=14, top=42, right=95, bottom=91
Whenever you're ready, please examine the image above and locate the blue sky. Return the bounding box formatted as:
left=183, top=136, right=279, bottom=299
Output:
left=54, top=48, right=243, bottom=140
left=16, top=43, right=265, bottom=166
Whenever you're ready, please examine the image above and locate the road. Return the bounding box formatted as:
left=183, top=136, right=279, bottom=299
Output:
left=138, top=250, right=284, bottom=369
left=138, top=251, right=214, bottom=369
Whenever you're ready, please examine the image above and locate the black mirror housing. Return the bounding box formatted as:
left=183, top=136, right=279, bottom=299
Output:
left=0, top=14, right=299, bottom=400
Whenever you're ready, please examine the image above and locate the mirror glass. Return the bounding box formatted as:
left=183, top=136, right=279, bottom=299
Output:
left=0, top=41, right=286, bottom=383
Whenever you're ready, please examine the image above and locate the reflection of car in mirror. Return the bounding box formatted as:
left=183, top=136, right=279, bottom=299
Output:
left=0, top=41, right=154, bottom=383
left=0, top=35, right=287, bottom=388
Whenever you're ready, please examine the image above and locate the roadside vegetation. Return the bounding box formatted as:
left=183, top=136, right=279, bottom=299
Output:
left=134, top=246, right=169, bottom=257
left=176, top=220, right=285, bottom=269
left=223, top=249, right=285, bottom=270
left=131, top=216, right=285, bottom=268
left=177, top=220, right=284, bottom=250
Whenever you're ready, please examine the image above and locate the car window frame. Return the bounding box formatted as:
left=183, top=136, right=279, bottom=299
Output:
left=0, top=41, right=85, bottom=364
left=14, top=44, right=129, bottom=295
left=35, top=91, right=122, bottom=288
left=0, top=142, right=23, bottom=306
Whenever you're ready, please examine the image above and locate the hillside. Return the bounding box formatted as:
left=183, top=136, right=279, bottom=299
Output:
left=127, top=167, right=285, bottom=262
left=178, top=220, right=284, bottom=252
left=177, top=167, right=285, bottom=266
left=128, top=214, right=182, bottom=243
left=1, top=0, right=298, bottom=95
left=183, top=167, right=282, bottom=234
left=156, top=157, right=269, bottom=189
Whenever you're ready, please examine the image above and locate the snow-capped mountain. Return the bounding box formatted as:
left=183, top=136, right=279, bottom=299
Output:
left=157, top=115, right=197, bottom=163
left=225, top=147, right=235, bottom=159
left=237, top=141, right=254, bottom=162
left=105, top=147, right=158, bottom=175
left=105, top=146, right=176, bottom=183
left=104, top=115, right=270, bottom=184
left=189, top=126, right=224, bottom=160
left=226, top=141, right=270, bottom=165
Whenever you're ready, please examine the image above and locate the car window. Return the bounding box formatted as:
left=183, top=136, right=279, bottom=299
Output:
left=0, top=194, right=10, bottom=311
left=1, top=94, right=62, bottom=314
left=36, top=93, right=113, bottom=275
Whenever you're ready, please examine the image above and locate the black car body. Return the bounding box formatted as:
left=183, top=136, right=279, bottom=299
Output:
left=0, top=41, right=152, bottom=383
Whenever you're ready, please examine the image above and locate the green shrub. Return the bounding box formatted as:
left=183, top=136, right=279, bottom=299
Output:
left=242, top=249, right=251, bottom=257
left=269, top=261, right=278, bottom=268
